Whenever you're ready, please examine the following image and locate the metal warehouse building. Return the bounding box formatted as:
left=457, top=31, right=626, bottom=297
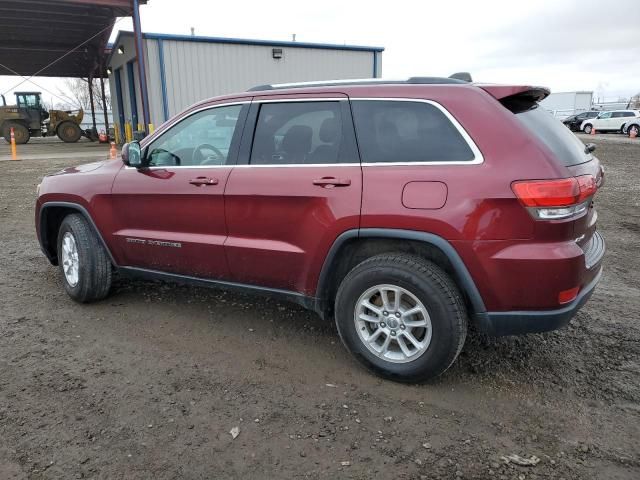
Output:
left=107, top=31, right=383, bottom=140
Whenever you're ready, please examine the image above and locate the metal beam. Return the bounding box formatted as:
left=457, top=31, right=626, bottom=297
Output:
left=100, top=75, right=109, bottom=134
left=88, top=76, right=97, bottom=134
left=49, top=0, right=142, bottom=8
left=132, top=0, right=150, bottom=134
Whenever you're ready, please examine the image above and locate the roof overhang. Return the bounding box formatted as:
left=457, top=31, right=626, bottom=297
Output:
left=0, top=0, right=147, bottom=78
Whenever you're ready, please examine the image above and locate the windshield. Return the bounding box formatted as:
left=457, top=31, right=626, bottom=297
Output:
left=516, top=106, right=592, bottom=166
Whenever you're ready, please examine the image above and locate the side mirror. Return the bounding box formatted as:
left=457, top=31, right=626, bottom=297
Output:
left=122, top=141, right=143, bottom=168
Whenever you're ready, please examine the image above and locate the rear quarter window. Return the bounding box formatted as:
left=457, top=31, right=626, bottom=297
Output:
left=350, top=100, right=476, bottom=163
left=516, top=106, right=591, bottom=167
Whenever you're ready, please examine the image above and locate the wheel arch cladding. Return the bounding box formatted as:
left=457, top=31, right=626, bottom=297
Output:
left=39, top=202, right=116, bottom=266
left=315, top=228, right=487, bottom=319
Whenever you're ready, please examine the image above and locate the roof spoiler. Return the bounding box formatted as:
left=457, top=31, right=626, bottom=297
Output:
left=479, top=85, right=550, bottom=113
left=449, top=72, right=472, bottom=82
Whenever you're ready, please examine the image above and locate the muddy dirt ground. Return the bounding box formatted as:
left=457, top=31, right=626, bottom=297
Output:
left=1, top=136, right=639, bottom=479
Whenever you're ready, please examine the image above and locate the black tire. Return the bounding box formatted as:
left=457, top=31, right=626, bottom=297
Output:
left=57, top=121, right=82, bottom=143
left=334, top=254, right=467, bottom=382
left=627, top=124, right=639, bottom=137
left=2, top=121, right=30, bottom=144
left=56, top=213, right=112, bottom=302
left=583, top=123, right=593, bottom=134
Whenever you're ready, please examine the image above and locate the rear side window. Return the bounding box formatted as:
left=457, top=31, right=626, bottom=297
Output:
left=350, top=100, right=475, bottom=163
left=250, top=102, right=347, bottom=165
left=516, top=106, right=591, bottom=166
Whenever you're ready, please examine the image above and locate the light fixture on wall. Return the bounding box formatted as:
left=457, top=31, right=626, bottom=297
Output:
left=117, top=46, right=125, bottom=55
left=272, top=48, right=283, bottom=59
left=106, top=67, right=112, bottom=75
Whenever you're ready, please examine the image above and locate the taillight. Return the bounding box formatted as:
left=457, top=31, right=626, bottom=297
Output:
left=511, top=175, right=597, bottom=220
left=558, top=286, right=580, bottom=304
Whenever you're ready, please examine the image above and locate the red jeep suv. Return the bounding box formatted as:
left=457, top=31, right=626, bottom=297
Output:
left=35, top=76, right=605, bottom=382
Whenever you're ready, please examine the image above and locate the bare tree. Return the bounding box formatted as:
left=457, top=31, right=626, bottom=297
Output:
left=56, top=78, right=110, bottom=111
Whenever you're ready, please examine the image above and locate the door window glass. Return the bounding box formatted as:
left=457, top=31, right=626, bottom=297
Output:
left=146, top=104, right=243, bottom=167
left=250, top=102, right=344, bottom=165
left=598, top=112, right=612, bottom=119
left=351, top=100, right=475, bottom=163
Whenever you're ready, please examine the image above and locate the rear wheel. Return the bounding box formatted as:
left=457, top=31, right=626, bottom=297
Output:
left=583, top=124, right=593, bottom=134
left=628, top=124, right=639, bottom=137
left=57, top=214, right=112, bottom=302
left=2, top=122, right=30, bottom=144
left=334, top=254, right=467, bottom=382
left=57, top=121, right=82, bottom=143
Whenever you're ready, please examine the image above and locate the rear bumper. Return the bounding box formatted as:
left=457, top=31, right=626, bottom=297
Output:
left=475, top=266, right=602, bottom=336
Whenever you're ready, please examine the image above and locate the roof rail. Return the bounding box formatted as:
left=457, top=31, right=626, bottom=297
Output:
left=247, top=74, right=472, bottom=92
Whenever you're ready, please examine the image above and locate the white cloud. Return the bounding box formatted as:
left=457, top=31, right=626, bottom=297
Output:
left=1, top=0, right=638, bottom=104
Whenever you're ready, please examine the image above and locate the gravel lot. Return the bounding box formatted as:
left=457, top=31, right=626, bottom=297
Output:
left=1, top=136, right=639, bottom=479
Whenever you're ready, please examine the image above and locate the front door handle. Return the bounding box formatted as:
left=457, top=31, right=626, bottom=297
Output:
left=312, top=177, right=351, bottom=188
left=189, top=176, right=219, bottom=186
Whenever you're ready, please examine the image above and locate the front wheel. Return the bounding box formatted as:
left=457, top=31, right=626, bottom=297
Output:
left=57, top=214, right=112, bottom=302
left=57, top=121, right=82, bottom=143
left=334, top=254, right=467, bottom=382
left=583, top=124, right=593, bottom=134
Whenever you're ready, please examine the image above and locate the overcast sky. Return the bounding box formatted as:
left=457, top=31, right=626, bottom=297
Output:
left=1, top=0, right=638, bottom=107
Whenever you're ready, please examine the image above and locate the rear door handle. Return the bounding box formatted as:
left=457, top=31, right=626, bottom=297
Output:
left=189, top=176, right=219, bottom=186
left=312, top=177, right=351, bottom=188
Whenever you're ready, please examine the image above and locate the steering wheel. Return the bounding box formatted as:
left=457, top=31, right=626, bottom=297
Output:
left=192, top=143, right=225, bottom=165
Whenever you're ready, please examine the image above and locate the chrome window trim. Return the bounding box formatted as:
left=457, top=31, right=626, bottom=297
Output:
left=127, top=97, right=483, bottom=170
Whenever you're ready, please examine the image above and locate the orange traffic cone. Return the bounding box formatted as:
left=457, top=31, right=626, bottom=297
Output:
left=109, top=142, right=117, bottom=159
left=590, top=126, right=596, bottom=136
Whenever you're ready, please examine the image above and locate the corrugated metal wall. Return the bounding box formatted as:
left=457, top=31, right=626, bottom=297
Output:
left=109, top=32, right=381, bottom=135
left=146, top=38, right=378, bottom=124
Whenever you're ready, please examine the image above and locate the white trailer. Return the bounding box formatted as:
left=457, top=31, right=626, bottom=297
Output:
left=540, top=91, right=593, bottom=119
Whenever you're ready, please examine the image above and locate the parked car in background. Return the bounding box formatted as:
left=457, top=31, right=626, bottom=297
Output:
left=35, top=76, right=605, bottom=382
left=563, top=111, right=599, bottom=131
left=622, top=117, right=640, bottom=137
left=581, top=110, right=640, bottom=134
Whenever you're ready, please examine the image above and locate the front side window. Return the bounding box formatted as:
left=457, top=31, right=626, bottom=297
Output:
left=146, top=104, right=243, bottom=167
left=598, top=112, right=612, bottom=119
left=350, top=100, right=475, bottom=163
left=250, top=102, right=344, bottom=165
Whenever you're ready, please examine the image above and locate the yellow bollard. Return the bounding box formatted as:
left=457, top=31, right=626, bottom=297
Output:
left=137, top=123, right=143, bottom=133
left=125, top=123, right=133, bottom=143
left=10, top=127, right=18, bottom=160
left=148, top=123, right=155, bottom=134
left=114, top=123, right=121, bottom=145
